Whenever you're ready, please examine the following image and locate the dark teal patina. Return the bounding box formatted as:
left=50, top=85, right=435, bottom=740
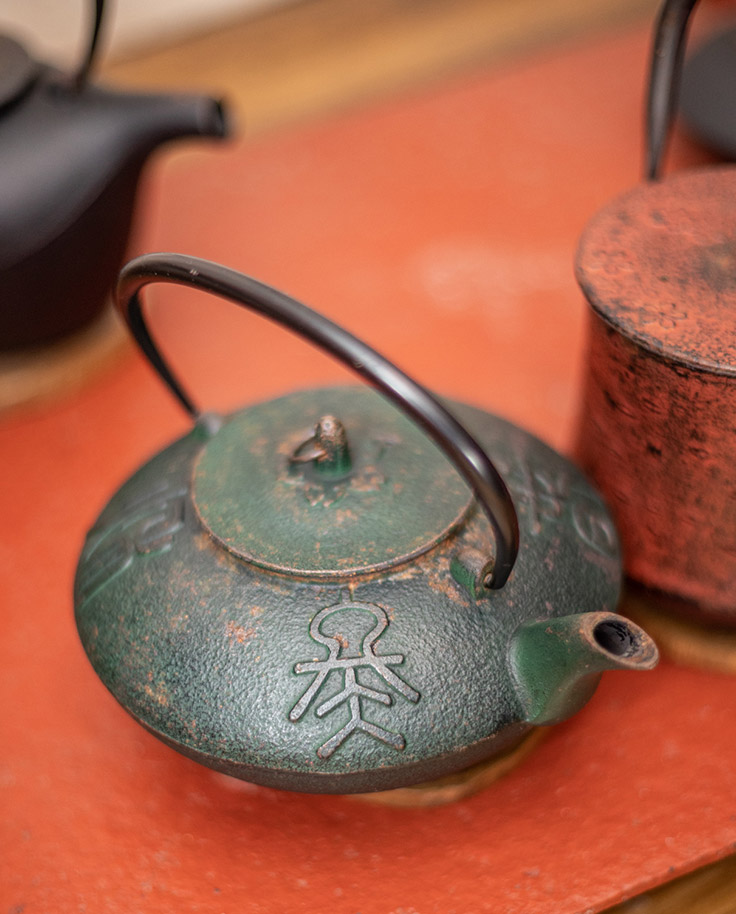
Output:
left=193, top=388, right=473, bottom=576
left=74, top=386, right=657, bottom=794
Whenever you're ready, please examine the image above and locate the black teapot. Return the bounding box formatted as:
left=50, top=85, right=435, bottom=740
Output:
left=0, top=1, right=228, bottom=349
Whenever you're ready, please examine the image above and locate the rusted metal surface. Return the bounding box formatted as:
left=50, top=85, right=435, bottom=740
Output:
left=576, top=167, right=736, bottom=624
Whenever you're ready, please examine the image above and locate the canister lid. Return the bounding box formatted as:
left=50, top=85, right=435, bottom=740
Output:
left=576, top=167, right=736, bottom=375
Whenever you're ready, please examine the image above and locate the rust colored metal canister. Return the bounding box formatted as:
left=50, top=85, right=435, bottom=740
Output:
left=575, top=166, right=736, bottom=626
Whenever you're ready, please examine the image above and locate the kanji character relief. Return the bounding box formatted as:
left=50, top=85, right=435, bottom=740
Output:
left=289, top=600, right=420, bottom=759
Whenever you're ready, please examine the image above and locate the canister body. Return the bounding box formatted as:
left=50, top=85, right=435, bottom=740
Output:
left=575, top=167, right=736, bottom=626
left=577, top=310, right=736, bottom=624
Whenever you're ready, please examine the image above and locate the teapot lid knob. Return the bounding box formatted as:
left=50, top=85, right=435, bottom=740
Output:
left=291, top=415, right=352, bottom=477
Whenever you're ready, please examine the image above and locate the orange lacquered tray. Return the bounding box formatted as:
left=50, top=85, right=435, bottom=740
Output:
left=2, top=22, right=735, bottom=914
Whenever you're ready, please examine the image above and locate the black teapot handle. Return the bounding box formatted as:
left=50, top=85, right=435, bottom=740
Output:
left=645, top=0, right=698, bottom=180
left=116, top=253, right=520, bottom=589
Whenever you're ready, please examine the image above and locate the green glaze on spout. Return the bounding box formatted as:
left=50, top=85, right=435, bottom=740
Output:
left=510, top=612, right=659, bottom=725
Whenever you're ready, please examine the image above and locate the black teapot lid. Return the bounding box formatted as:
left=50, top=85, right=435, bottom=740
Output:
left=0, top=37, right=39, bottom=110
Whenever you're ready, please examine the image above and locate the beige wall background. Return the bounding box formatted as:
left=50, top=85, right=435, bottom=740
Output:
left=0, top=0, right=290, bottom=65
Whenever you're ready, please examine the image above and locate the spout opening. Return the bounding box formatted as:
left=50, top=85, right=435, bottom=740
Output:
left=207, top=97, right=229, bottom=139
left=594, top=619, right=637, bottom=657
left=181, top=94, right=231, bottom=140
left=590, top=615, right=659, bottom=669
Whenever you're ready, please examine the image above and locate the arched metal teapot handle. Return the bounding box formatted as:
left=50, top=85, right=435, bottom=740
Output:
left=646, top=0, right=699, bottom=179
left=116, top=253, right=520, bottom=589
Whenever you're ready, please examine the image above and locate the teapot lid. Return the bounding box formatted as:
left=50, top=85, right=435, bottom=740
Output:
left=193, top=386, right=473, bottom=577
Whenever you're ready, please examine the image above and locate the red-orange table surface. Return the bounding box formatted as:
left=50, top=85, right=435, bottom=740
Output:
left=2, top=22, right=735, bottom=914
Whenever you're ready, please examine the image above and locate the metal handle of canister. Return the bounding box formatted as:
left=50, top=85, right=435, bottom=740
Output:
left=645, top=0, right=699, bottom=180
left=115, top=253, right=519, bottom=588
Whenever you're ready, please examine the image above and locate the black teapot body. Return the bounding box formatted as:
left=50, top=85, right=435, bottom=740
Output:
left=0, top=4, right=227, bottom=350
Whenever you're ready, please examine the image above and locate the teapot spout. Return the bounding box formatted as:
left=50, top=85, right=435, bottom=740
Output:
left=123, top=91, right=229, bottom=153
left=510, top=613, right=658, bottom=725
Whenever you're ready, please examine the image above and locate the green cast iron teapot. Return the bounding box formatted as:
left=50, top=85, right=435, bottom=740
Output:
left=74, top=253, right=658, bottom=794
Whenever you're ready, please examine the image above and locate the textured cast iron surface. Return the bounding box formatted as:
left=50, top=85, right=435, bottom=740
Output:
left=75, top=390, right=621, bottom=793
left=576, top=167, right=736, bottom=374
left=193, top=387, right=472, bottom=576
left=576, top=168, right=736, bottom=622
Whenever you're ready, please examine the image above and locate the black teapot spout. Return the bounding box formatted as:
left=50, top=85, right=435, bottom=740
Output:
left=0, top=4, right=230, bottom=352
left=107, top=88, right=228, bottom=155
